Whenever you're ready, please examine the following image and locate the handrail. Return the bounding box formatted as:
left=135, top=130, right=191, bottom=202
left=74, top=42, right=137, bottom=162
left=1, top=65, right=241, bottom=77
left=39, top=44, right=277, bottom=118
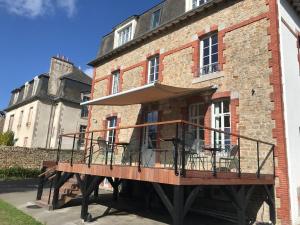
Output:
left=60, top=119, right=274, bottom=146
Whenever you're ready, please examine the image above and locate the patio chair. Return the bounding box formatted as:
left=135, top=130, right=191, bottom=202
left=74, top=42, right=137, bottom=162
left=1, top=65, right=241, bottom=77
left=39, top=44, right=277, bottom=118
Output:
left=188, top=139, right=208, bottom=170
left=218, top=145, right=239, bottom=172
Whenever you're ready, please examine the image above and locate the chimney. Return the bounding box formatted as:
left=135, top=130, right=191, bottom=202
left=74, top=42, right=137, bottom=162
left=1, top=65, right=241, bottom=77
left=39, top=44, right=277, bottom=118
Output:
left=47, top=56, right=74, bottom=96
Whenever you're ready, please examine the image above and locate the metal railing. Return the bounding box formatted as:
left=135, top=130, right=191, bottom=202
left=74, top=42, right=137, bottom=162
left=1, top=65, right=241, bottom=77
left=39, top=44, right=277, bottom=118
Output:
left=56, top=120, right=275, bottom=178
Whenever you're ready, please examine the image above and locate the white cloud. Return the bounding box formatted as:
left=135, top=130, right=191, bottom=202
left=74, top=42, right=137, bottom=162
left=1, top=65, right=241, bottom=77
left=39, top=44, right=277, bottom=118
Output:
left=0, top=0, right=77, bottom=18
left=84, top=68, right=94, bottom=77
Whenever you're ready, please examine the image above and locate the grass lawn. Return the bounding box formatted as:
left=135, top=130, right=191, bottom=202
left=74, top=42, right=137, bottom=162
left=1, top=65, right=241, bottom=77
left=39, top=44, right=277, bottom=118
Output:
left=0, top=199, right=43, bottom=225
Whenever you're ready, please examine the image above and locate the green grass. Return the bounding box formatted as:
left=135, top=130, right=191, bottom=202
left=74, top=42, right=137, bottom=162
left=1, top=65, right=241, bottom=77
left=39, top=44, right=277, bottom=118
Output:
left=0, top=199, right=43, bottom=225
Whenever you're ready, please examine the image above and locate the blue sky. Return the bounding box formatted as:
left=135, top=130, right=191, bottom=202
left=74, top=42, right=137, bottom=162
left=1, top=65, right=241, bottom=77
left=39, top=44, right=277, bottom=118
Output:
left=0, top=0, right=162, bottom=110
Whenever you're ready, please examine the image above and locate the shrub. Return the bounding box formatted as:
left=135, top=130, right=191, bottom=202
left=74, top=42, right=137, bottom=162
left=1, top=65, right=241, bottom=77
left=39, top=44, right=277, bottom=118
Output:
left=0, top=131, right=15, bottom=146
left=0, top=167, right=40, bottom=180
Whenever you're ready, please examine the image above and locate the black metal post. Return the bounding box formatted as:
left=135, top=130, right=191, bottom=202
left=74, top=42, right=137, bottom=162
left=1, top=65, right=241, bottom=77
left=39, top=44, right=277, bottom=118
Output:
left=36, top=166, right=46, bottom=200
left=48, top=179, right=53, bottom=205
left=257, top=141, right=260, bottom=178
left=174, top=123, right=179, bottom=176
left=81, top=175, right=90, bottom=221
left=173, top=186, right=184, bottom=225
left=238, top=137, right=241, bottom=177
left=181, top=123, right=186, bottom=177
left=70, top=134, right=76, bottom=166
left=213, top=130, right=217, bottom=177
left=88, top=132, right=94, bottom=167
left=272, top=145, right=276, bottom=178
left=110, top=141, right=115, bottom=170
left=138, top=127, right=143, bottom=172
left=56, top=136, right=62, bottom=165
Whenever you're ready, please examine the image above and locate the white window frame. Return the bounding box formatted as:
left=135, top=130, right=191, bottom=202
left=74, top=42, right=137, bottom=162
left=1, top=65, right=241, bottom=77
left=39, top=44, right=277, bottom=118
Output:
left=199, top=33, right=219, bottom=76
left=18, top=110, right=24, bottom=128
left=150, top=9, right=161, bottom=29
left=106, top=116, right=118, bottom=150
left=111, top=71, right=120, bottom=94
left=211, top=100, right=231, bottom=148
left=147, top=55, right=160, bottom=84
left=23, top=82, right=29, bottom=100
left=185, top=0, right=209, bottom=11
left=8, top=114, right=14, bottom=131
left=32, top=76, right=39, bottom=95
left=189, top=103, right=205, bottom=142
left=13, top=92, right=19, bottom=104
left=113, top=19, right=137, bottom=49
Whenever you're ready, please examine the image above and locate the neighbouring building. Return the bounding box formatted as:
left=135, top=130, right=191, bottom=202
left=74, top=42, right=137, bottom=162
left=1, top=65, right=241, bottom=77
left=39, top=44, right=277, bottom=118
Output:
left=38, top=1, right=300, bottom=225
left=3, top=56, right=92, bottom=149
left=0, top=111, right=5, bottom=133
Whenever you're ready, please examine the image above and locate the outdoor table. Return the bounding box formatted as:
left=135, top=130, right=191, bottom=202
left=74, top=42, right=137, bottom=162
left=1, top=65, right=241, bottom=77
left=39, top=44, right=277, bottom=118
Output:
left=203, top=146, right=224, bottom=176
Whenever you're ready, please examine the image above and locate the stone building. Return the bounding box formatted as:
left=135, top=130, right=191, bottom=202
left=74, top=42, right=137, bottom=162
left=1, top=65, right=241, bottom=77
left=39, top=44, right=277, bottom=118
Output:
left=0, top=111, right=5, bottom=133
left=3, top=56, right=92, bottom=149
left=40, top=0, right=300, bottom=225
left=80, top=0, right=299, bottom=224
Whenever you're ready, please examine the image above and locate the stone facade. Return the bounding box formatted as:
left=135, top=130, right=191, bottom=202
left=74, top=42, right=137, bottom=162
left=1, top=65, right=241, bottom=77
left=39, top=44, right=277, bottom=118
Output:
left=0, top=146, right=84, bottom=169
left=87, top=0, right=292, bottom=224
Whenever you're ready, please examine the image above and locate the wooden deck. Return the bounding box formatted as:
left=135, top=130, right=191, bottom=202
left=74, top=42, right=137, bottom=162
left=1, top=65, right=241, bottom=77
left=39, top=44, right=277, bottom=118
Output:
left=56, top=162, right=274, bottom=186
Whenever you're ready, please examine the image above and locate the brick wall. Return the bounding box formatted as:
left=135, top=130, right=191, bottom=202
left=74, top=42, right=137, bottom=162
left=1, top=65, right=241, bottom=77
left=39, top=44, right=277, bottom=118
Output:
left=0, top=146, right=84, bottom=169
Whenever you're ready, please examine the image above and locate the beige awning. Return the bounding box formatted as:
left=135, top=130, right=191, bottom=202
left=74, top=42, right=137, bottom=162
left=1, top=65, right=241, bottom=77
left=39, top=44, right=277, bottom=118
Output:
left=82, top=82, right=217, bottom=106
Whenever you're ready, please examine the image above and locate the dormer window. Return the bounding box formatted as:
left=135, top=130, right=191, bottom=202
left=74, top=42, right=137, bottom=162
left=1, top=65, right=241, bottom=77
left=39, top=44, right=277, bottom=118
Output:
left=32, top=76, right=39, bottom=96
left=186, top=0, right=209, bottom=11
left=150, top=9, right=161, bottom=29
left=118, top=25, right=132, bottom=46
left=23, top=82, right=29, bottom=99
left=13, top=92, right=19, bottom=104
left=114, top=19, right=137, bottom=48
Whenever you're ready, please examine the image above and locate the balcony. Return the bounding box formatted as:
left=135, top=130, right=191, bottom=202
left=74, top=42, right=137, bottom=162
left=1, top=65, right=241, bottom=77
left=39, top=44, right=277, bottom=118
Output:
left=56, top=120, right=275, bottom=186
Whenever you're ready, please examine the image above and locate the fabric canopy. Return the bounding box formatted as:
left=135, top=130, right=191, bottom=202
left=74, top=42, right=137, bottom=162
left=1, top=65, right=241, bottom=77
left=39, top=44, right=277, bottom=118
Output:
left=82, top=82, right=217, bottom=106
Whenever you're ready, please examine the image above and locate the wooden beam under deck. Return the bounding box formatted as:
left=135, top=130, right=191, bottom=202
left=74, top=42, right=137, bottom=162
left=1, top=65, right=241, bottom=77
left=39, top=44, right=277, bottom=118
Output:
left=57, top=163, right=274, bottom=186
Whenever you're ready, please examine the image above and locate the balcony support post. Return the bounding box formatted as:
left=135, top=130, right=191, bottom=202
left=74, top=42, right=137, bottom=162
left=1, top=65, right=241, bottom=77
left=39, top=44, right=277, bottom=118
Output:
left=264, top=185, right=276, bottom=224
left=36, top=166, right=47, bottom=200
left=107, top=177, right=122, bottom=201
left=220, top=185, right=255, bottom=225
left=51, top=171, right=62, bottom=210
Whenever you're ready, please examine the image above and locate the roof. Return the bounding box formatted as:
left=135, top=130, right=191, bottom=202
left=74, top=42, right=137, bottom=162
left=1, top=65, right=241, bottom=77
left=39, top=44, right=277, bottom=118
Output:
left=11, top=73, right=49, bottom=93
left=89, top=0, right=225, bottom=66
left=60, top=69, right=92, bottom=85
left=82, top=82, right=217, bottom=106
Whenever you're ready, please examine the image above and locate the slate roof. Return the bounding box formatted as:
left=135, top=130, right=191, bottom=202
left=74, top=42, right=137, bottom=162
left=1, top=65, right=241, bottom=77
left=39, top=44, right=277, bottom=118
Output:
left=60, top=68, right=92, bottom=85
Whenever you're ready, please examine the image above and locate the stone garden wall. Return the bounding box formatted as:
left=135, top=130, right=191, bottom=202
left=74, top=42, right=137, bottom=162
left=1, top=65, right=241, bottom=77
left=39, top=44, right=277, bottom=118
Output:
left=0, top=146, right=84, bottom=169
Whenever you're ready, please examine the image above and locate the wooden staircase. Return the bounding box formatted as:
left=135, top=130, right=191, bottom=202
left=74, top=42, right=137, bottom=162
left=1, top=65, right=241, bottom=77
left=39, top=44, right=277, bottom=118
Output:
left=36, top=168, right=82, bottom=209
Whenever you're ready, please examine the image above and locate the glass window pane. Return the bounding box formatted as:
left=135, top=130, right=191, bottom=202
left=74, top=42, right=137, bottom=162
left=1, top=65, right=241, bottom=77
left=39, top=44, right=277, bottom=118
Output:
left=223, top=101, right=230, bottom=113
left=203, top=38, right=210, bottom=47
left=211, top=34, right=218, bottom=44
left=211, top=54, right=218, bottom=64
left=203, top=47, right=210, bottom=56
left=224, top=115, right=230, bottom=127
left=211, top=44, right=218, bottom=54
left=203, top=56, right=210, bottom=65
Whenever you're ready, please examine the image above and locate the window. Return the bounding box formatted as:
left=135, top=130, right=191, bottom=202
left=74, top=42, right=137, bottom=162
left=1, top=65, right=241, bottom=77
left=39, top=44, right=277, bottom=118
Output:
left=212, top=100, right=231, bottom=148
left=78, top=125, right=87, bottom=146
left=192, top=0, right=209, bottom=9
left=13, top=92, right=19, bottom=104
left=23, top=82, right=29, bottom=99
left=32, top=77, right=39, bottom=95
left=111, top=71, right=120, bottom=94
left=148, top=55, right=160, bottom=83
left=18, top=110, right=24, bottom=128
left=81, top=94, right=90, bottom=118
left=106, top=116, right=118, bottom=150
left=150, top=9, right=161, bottom=29
left=200, top=33, right=219, bottom=75
left=143, top=111, right=158, bottom=149
left=118, top=25, right=132, bottom=47
left=27, top=107, right=33, bottom=127
left=8, top=115, right=14, bottom=131
left=189, top=103, right=205, bottom=143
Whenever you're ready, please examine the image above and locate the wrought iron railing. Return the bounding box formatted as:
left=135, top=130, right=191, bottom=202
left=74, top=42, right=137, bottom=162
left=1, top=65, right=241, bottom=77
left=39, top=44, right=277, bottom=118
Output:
left=56, top=120, right=275, bottom=178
